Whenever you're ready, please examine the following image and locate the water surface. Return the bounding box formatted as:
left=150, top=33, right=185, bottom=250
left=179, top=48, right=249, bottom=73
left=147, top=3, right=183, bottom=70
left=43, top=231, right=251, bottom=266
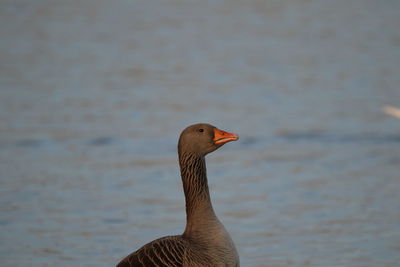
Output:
left=1, top=0, right=400, bottom=266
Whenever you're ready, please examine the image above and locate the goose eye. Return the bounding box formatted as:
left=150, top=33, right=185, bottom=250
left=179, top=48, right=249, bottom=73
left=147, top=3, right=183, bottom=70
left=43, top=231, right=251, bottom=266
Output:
left=198, top=128, right=204, bottom=133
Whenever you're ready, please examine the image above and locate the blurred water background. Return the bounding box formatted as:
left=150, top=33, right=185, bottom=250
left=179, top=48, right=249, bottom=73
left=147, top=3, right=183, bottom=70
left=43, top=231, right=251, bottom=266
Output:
left=1, top=0, right=400, bottom=266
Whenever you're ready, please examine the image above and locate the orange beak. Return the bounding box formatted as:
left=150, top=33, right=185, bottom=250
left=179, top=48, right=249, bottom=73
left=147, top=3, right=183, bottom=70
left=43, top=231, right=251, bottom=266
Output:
left=213, top=128, right=239, bottom=145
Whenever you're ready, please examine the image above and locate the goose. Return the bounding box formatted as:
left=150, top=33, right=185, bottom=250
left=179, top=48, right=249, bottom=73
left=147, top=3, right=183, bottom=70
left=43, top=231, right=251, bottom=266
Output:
left=117, top=123, right=240, bottom=267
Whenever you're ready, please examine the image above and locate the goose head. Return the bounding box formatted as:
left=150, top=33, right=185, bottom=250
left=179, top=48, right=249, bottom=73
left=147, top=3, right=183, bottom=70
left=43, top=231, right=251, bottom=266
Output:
left=178, top=123, right=239, bottom=157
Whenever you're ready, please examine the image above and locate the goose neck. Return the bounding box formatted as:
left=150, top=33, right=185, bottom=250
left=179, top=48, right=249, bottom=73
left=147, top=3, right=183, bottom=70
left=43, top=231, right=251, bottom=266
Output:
left=179, top=153, right=218, bottom=235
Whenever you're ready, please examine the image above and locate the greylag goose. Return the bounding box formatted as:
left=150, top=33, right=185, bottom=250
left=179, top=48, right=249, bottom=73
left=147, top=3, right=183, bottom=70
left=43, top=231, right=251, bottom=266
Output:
left=117, top=123, right=240, bottom=267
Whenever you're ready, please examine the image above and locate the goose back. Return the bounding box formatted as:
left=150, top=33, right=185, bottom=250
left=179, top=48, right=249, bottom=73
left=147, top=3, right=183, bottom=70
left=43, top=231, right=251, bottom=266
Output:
left=117, top=234, right=239, bottom=267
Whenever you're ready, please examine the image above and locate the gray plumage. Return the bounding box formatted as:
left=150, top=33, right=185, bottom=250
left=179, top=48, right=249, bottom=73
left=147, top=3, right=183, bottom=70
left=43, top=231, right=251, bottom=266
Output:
left=117, top=123, right=240, bottom=267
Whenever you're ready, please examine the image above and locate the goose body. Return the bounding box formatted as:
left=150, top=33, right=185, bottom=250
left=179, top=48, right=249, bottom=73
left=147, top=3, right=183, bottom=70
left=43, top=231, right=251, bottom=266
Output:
left=117, top=123, right=240, bottom=267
